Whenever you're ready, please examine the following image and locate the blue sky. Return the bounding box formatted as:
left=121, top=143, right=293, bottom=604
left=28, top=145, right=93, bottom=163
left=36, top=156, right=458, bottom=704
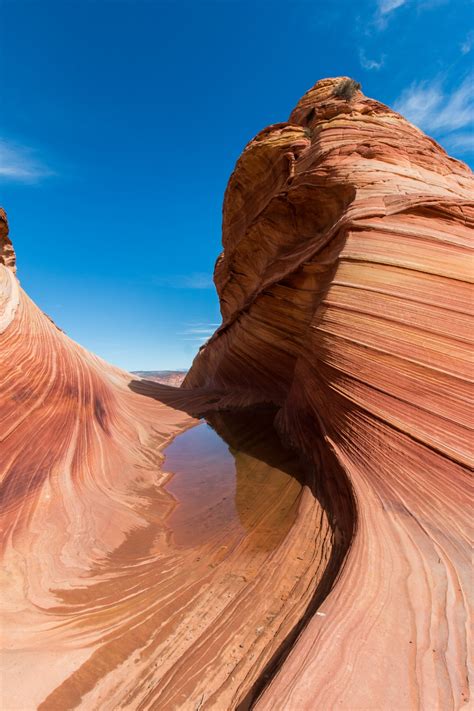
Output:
left=1, top=0, right=472, bottom=371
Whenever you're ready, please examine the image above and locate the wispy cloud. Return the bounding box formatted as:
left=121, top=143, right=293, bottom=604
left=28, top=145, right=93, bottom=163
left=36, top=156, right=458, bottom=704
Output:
left=177, top=322, right=219, bottom=344
left=180, top=337, right=210, bottom=342
left=185, top=322, right=220, bottom=327
left=394, top=74, right=473, bottom=134
left=394, top=74, right=474, bottom=159
left=373, top=0, right=447, bottom=29
left=178, top=327, right=217, bottom=334
left=0, top=138, right=53, bottom=183
left=460, top=30, right=473, bottom=55
left=359, top=49, right=385, bottom=70
left=378, top=0, right=407, bottom=14
left=153, top=272, right=213, bottom=289
left=374, top=0, right=407, bottom=28
left=440, top=131, right=474, bottom=154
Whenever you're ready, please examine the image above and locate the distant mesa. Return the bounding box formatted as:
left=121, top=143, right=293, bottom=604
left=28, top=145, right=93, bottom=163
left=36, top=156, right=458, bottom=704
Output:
left=132, top=370, right=187, bottom=386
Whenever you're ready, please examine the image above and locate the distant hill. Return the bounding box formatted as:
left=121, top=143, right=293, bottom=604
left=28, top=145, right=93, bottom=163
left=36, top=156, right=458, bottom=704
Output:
left=131, top=370, right=187, bottom=387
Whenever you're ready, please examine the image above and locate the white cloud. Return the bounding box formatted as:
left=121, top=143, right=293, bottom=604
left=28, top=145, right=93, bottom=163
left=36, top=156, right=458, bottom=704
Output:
left=461, top=31, right=473, bottom=55
left=153, top=272, right=213, bottom=289
left=440, top=131, right=474, bottom=154
left=394, top=74, right=474, bottom=159
left=0, top=138, right=53, bottom=182
left=373, top=0, right=447, bottom=29
left=374, top=0, right=407, bottom=28
left=394, top=74, right=474, bottom=134
left=359, top=49, right=385, bottom=70
left=181, top=337, right=210, bottom=342
left=185, top=322, right=220, bottom=327
left=378, top=0, right=407, bottom=14
left=178, top=328, right=216, bottom=335
left=177, top=322, right=219, bottom=344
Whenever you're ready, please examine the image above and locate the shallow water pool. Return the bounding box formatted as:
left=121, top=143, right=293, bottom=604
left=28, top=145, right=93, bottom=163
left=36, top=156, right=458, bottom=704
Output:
left=163, top=408, right=306, bottom=550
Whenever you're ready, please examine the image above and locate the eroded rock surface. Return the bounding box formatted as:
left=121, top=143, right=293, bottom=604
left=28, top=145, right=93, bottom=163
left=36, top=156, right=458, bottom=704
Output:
left=0, top=218, right=336, bottom=709
left=1, top=77, right=472, bottom=710
left=185, top=77, right=474, bottom=709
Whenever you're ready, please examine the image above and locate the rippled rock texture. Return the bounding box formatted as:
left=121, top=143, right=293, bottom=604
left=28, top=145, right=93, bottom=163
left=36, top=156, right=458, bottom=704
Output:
left=0, top=218, right=335, bottom=707
left=1, top=77, right=473, bottom=710
left=185, top=77, right=473, bottom=709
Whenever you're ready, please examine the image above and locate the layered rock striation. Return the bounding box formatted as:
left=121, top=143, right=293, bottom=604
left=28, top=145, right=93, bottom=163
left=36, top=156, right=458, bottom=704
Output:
left=0, top=216, right=339, bottom=708
left=184, top=77, right=474, bottom=709
left=1, top=77, right=473, bottom=710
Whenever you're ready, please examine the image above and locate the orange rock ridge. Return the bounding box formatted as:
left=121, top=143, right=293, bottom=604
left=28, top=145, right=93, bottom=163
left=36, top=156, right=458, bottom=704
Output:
left=185, top=77, right=474, bottom=709
left=0, top=78, right=473, bottom=710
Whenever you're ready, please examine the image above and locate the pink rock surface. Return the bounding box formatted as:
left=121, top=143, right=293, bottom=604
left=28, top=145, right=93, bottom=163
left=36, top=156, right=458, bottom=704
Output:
left=1, top=77, right=472, bottom=710
left=185, top=77, right=474, bottom=709
left=0, top=223, right=333, bottom=707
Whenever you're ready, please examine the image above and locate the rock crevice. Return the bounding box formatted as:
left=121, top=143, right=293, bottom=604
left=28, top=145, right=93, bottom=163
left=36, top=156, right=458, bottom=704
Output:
left=185, top=77, right=473, bottom=709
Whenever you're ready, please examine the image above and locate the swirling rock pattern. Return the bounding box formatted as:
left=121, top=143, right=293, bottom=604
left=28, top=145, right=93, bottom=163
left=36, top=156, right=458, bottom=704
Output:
left=0, top=218, right=337, bottom=708
left=1, top=76, right=472, bottom=711
left=185, top=77, right=474, bottom=709
left=1, top=225, right=338, bottom=709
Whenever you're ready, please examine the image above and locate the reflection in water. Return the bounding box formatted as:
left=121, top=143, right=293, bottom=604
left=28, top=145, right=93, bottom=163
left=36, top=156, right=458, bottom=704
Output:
left=39, top=408, right=322, bottom=711
left=164, top=422, right=244, bottom=546
left=164, top=408, right=305, bottom=551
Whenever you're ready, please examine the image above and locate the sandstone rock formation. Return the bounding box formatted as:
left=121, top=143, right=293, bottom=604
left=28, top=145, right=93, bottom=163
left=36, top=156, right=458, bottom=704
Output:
left=1, top=77, right=472, bottom=710
left=0, top=208, right=16, bottom=272
left=2, top=221, right=328, bottom=709
left=185, top=77, right=474, bottom=709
